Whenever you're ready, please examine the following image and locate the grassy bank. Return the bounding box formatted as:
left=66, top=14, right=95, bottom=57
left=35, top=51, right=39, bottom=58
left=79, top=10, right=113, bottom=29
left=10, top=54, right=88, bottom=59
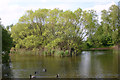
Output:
left=10, top=48, right=82, bottom=57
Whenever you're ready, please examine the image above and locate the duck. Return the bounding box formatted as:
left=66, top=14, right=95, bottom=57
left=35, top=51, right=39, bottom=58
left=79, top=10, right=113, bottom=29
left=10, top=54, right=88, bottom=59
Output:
left=4, top=73, right=9, bottom=77
left=30, top=74, right=36, bottom=79
left=42, top=69, right=47, bottom=72
left=34, top=71, right=37, bottom=74
left=56, top=74, right=59, bottom=78
left=9, top=65, right=12, bottom=69
left=29, top=71, right=37, bottom=79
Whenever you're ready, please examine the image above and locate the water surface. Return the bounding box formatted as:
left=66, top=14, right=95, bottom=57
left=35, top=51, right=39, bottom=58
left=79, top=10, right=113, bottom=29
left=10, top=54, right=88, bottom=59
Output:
left=9, top=50, right=119, bottom=78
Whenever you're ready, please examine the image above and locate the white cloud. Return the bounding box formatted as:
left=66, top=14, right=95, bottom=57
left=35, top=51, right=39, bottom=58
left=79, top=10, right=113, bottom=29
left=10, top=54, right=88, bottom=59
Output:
left=84, top=1, right=116, bottom=22
left=0, top=0, right=74, bottom=26
left=14, top=0, right=117, bottom=3
left=84, top=1, right=116, bottom=12
left=0, top=0, right=118, bottom=26
left=52, top=4, right=71, bottom=10
left=0, top=3, right=25, bottom=26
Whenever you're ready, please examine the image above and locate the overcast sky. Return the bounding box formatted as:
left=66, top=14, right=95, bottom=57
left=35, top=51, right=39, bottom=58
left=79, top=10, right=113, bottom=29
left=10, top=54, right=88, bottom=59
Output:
left=0, top=0, right=119, bottom=26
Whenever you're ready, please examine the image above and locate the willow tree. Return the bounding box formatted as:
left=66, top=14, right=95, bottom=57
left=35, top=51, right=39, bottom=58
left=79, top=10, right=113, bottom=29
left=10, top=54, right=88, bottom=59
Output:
left=11, top=8, right=84, bottom=55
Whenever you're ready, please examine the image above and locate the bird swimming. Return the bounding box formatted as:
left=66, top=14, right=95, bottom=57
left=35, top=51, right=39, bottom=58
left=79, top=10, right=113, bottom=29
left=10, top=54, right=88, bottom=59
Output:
left=42, top=69, right=47, bottom=72
left=30, top=74, right=36, bottom=79
left=29, top=71, right=37, bottom=79
left=4, top=73, right=9, bottom=77
left=35, top=71, right=37, bottom=74
left=56, top=74, right=59, bottom=78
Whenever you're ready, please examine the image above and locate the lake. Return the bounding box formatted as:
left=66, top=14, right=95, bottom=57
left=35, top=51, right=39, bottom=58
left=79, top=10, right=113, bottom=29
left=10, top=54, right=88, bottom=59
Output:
left=3, top=50, right=120, bottom=78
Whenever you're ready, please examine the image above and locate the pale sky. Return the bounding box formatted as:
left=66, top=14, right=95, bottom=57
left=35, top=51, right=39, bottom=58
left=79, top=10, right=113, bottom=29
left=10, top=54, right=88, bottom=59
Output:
left=0, top=0, right=119, bottom=26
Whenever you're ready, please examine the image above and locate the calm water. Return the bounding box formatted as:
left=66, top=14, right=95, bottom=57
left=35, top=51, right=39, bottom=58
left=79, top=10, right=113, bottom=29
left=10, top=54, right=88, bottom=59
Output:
left=8, top=50, right=119, bottom=78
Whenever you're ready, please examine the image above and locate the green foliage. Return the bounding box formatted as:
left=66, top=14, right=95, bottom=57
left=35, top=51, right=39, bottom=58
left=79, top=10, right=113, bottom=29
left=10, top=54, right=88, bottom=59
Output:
left=84, top=4, right=119, bottom=48
left=2, top=26, right=13, bottom=53
left=10, top=4, right=119, bottom=55
left=56, top=50, right=61, bottom=56
left=0, top=21, right=13, bottom=63
left=65, top=50, right=69, bottom=56
left=2, top=53, right=9, bottom=63
left=51, top=49, right=55, bottom=54
left=43, top=51, right=47, bottom=56
left=11, top=8, right=84, bottom=55
left=60, top=51, right=64, bottom=56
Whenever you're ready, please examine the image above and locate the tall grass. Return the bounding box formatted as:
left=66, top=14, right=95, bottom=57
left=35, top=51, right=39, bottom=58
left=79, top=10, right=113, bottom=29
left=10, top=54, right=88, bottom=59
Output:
left=10, top=48, right=81, bottom=57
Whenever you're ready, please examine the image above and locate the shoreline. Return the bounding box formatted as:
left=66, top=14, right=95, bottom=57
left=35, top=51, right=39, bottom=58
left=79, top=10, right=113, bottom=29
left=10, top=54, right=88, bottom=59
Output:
left=10, top=45, right=120, bottom=55
left=82, top=45, right=120, bottom=51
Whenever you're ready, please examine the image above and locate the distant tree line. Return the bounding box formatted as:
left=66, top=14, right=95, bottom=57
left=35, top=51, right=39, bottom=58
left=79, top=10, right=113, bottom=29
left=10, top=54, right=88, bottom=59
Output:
left=84, top=4, right=119, bottom=48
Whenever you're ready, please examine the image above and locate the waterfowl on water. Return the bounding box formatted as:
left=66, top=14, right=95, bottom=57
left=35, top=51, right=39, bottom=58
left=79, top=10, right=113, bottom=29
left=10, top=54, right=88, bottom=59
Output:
left=35, top=71, right=37, bottom=74
left=4, top=73, right=9, bottom=77
left=30, top=74, right=36, bottom=79
left=56, top=74, right=59, bottom=78
left=9, top=65, right=12, bottom=69
left=29, top=71, right=37, bottom=79
left=42, top=69, right=47, bottom=72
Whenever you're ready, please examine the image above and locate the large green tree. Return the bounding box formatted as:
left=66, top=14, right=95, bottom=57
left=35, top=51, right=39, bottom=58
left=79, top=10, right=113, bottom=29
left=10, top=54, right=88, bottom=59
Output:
left=11, top=8, right=84, bottom=55
left=11, top=4, right=119, bottom=53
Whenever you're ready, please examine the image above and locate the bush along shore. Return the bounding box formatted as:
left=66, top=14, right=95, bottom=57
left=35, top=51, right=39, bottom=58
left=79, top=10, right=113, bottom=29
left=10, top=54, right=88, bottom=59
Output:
left=10, top=47, right=82, bottom=57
